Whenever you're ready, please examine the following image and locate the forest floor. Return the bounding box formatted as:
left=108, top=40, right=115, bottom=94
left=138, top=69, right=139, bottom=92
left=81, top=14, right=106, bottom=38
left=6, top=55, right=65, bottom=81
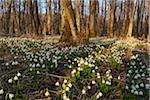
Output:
left=0, top=36, right=149, bottom=100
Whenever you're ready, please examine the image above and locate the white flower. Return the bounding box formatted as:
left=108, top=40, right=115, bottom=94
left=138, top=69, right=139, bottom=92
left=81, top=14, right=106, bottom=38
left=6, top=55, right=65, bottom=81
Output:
left=128, top=70, right=132, bottom=74
left=8, top=79, right=13, bottom=83
left=134, top=91, right=138, bottom=95
left=68, top=83, right=72, bottom=88
left=5, top=62, right=9, bottom=66
left=139, top=91, right=143, bottom=95
left=97, top=75, right=101, bottom=79
left=95, top=66, right=98, bottom=69
left=45, top=91, right=50, bottom=96
left=92, top=70, right=95, bottom=73
left=141, top=73, right=145, bottom=77
left=131, top=90, right=134, bottom=93
left=30, top=68, right=33, bottom=71
left=87, top=86, right=91, bottom=89
left=37, top=71, right=40, bottom=74
left=17, top=72, right=21, bottom=77
left=96, top=92, right=103, bottom=99
left=0, top=89, right=4, bottom=95
left=63, top=94, right=67, bottom=100
left=64, top=79, right=67, bottom=83
left=65, top=87, right=70, bottom=91
left=92, top=81, right=96, bottom=84
left=118, top=76, right=121, bottom=80
left=140, top=83, right=144, bottom=87
left=102, top=80, right=105, bottom=84
left=9, top=93, right=14, bottom=100
left=106, top=81, right=111, bottom=85
left=82, top=89, right=86, bottom=94
left=68, top=65, right=72, bottom=68
left=125, top=86, right=129, bottom=89
left=145, top=84, right=149, bottom=89
left=55, top=82, right=59, bottom=86
left=14, top=76, right=18, bottom=81
left=42, top=64, right=45, bottom=68
left=135, top=85, right=139, bottom=89
left=71, top=69, right=76, bottom=76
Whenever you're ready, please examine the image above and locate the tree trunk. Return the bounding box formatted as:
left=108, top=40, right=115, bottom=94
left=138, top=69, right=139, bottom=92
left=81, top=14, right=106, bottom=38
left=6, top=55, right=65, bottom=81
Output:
left=148, top=0, right=150, bottom=42
left=75, top=0, right=80, bottom=33
left=64, top=0, right=78, bottom=43
left=109, top=0, right=114, bottom=38
left=33, top=0, right=40, bottom=35
left=122, top=0, right=127, bottom=38
left=89, top=0, right=96, bottom=37
left=46, top=0, right=51, bottom=35
left=126, top=0, right=134, bottom=39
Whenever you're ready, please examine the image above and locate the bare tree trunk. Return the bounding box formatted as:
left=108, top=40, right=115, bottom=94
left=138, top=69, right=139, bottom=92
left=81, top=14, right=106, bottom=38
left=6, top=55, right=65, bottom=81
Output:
left=126, top=0, right=134, bottom=39
left=109, top=0, right=114, bottom=38
left=75, top=0, right=80, bottom=33
left=148, top=0, right=150, bottom=42
left=122, top=0, right=127, bottom=38
left=33, top=0, right=40, bottom=35
left=46, top=0, right=51, bottom=35
left=64, top=0, right=78, bottom=42
left=89, top=0, right=96, bottom=37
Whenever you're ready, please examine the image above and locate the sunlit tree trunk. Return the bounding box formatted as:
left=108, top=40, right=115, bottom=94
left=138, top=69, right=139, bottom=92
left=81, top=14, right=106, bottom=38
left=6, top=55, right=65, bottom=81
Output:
left=89, top=0, right=96, bottom=37
left=59, top=0, right=73, bottom=43
left=75, top=0, right=80, bottom=33
left=109, top=0, right=114, bottom=38
left=126, top=0, right=134, bottom=39
left=65, top=0, right=78, bottom=42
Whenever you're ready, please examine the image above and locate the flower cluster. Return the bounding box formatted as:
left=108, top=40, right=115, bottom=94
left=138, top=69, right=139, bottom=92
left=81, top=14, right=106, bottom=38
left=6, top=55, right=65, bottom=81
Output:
left=126, top=55, right=149, bottom=96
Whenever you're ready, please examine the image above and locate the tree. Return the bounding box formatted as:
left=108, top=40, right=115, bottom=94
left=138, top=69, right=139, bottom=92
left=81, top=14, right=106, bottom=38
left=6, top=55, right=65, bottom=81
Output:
left=33, top=0, right=40, bottom=34
left=148, top=0, right=150, bottom=42
left=75, top=0, right=81, bottom=33
left=89, top=0, right=97, bottom=37
left=109, top=0, right=115, bottom=38
left=126, top=0, right=134, bottom=39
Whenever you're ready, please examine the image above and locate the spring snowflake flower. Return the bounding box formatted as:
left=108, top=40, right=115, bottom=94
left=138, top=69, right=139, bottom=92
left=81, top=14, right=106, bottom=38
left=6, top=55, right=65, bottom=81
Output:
left=55, top=82, right=59, bottom=86
left=5, top=62, right=9, bottom=66
left=92, top=81, right=96, bottom=84
left=9, top=93, right=14, bottom=100
left=0, top=89, right=4, bottom=94
left=96, top=92, right=103, bottom=99
left=87, top=86, right=91, bottom=89
left=8, top=79, right=13, bottom=83
left=68, top=83, right=72, bottom=88
left=106, top=81, right=111, bottom=85
left=139, top=91, right=143, bottom=95
left=45, top=91, right=50, bottom=96
left=37, top=71, right=40, bottom=74
left=118, top=76, right=121, bottom=80
left=102, top=80, right=105, bottom=84
left=134, top=91, right=138, bottom=95
left=65, top=87, right=70, bottom=91
left=140, top=83, right=144, bottom=87
left=82, top=89, right=86, bottom=94
left=63, top=94, right=67, bottom=100
left=64, top=79, right=67, bottom=83
left=14, top=76, right=18, bottom=81
left=17, top=72, right=21, bottom=77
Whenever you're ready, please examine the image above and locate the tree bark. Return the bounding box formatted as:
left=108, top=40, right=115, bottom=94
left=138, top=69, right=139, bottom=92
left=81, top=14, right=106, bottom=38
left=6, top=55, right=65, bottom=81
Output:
left=109, top=0, right=114, bottom=38
left=75, top=0, right=81, bottom=33
left=126, top=0, right=134, bottom=39
left=89, top=0, right=96, bottom=37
